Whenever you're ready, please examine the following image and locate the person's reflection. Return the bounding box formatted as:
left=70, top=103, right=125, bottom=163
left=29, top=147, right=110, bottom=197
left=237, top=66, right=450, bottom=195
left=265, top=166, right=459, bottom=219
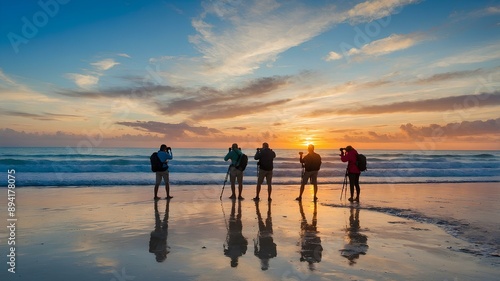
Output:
left=298, top=200, right=323, bottom=270
left=254, top=201, right=277, bottom=270
left=340, top=206, right=368, bottom=265
left=149, top=199, right=170, bottom=262
left=224, top=199, right=248, bottom=267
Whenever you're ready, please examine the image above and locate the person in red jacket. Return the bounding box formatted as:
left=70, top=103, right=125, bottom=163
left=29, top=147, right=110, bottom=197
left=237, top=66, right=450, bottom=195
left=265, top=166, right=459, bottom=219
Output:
left=340, top=145, right=361, bottom=202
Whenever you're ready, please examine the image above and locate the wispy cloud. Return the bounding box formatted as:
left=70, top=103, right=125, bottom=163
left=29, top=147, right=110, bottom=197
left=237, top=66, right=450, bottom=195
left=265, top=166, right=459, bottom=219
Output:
left=347, top=33, right=426, bottom=58
left=432, top=42, right=500, bottom=67
left=187, top=0, right=420, bottom=80
left=157, top=75, right=292, bottom=120
left=65, top=73, right=100, bottom=89
left=116, top=121, right=222, bottom=138
left=91, top=59, right=120, bottom=71
left=400, top=118, right=500, bottom=137
left=324, top=51, right=342, bottom=61
left=334, top=92, right=500, bottom=115
left=65, top=58, right=121, bottom=88
left=344, top=0, right=420, bottom=25
left=340, top=118, right=500, bottom=143
left=0, top=110, right=81, bottom=121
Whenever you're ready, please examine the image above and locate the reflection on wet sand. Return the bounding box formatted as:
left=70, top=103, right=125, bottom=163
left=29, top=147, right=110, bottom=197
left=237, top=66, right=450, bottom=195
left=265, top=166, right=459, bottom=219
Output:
left=253, top=201, right=277, bottom=270
left=298, top=201, right=323, bottom=270
left=340, top=206, right=368, bottom=265
left=224, top=199, right=248, bottom=267
left=149, top=199, right=170, bottom=262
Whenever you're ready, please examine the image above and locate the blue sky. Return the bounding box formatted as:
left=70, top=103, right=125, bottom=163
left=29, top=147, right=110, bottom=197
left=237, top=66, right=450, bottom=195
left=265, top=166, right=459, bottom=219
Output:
left=0, top=0, right=499, bottom=149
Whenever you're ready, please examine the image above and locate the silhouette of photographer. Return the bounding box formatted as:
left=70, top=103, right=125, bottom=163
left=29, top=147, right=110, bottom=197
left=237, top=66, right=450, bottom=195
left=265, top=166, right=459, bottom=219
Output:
left=224, top=199, right=248, bottom=267
left=298, top=200, right=323, bottom=270
left=149, top=199, right=170, bottom=262
left=340, top=206, right=368, bottom=265
left=253, top=200, right=277, bottom=270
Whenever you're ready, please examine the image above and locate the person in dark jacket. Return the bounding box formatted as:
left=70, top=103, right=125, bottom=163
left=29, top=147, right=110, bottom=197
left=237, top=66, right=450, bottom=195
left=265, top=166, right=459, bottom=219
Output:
left=340, top=145, right=361, bottom=202
left=296, top=144, right=322, bottom=201
left=253, top=142, right=276, bottom=201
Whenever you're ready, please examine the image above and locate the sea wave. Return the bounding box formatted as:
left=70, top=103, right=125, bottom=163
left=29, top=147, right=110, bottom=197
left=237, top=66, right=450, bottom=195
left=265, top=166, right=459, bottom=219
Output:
left=1, top=147, right=498, bottom=187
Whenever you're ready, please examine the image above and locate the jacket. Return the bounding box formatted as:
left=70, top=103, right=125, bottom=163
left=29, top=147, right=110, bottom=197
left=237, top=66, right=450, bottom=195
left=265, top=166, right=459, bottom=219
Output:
left=254, top=148, right=276, bottom=171
left=224, top=149, right=243, bottom=165
left=341, top=149, right=360, bottom=174
left=300, top=152, right=321, bottom=172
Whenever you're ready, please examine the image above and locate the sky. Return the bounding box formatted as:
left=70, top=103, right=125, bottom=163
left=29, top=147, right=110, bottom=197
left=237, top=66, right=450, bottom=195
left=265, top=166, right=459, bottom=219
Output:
left=0, top=0, right=499, bottom=150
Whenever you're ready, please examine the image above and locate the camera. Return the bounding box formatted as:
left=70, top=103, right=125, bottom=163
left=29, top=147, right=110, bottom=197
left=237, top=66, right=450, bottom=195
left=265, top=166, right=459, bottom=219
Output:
left=167, top=147, right=172, bottom=151
left=256, top=148, right=261, bottom=151
left=299, top=152, right=303, bottom=155
left=228, top=147, right=232, bottom=152
left=339, top=147, right=345, bottom=151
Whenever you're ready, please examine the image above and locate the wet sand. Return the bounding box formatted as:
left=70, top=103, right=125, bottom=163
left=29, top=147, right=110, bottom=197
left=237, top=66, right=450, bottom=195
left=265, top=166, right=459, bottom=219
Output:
left=0, top=183, right=498, bottom=281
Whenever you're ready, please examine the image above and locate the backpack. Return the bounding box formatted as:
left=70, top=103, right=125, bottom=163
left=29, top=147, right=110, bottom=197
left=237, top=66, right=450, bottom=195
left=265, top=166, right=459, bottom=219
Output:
left=236, top=153, right=248, bottom=171
left=356, top=153, right=367, bottom=172
left=150, top=152, right=167, bottom=172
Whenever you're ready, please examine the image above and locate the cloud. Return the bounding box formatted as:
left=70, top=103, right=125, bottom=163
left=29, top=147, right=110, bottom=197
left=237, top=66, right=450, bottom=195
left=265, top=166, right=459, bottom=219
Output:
left=333, top=92, right=500, bottom=115
left=65, top=57, right=122, bottom=88
left=0, top=110, right=81, bottom=121
left=0, top=68, right=17, bottom=85
left=156, top=75, right=292, bottom=119
left=412, top=69, right=487, bottom=84
left=57, top=84, right=188, bottom=99
left=64, top=73, right=100, bottom=89
left=190, top=98, right=292, bottom=121
left=400, top=118, right=500, bottom=138
left=117, top=53, right=131, bottom=58
left=91, top=59, right=120, bottom=71
left=339, top=118, right=500, bottom=144
left=324, top=51, right=342, bottom=61
left=189, top=1, right=336, bottom=78
left=432, top=42, right=500, bottom=67
left=116, top=121, right=222, bottom=139
left=345, top=0, right=420, bottom=24
left=188, top=0, right=420, bottom=79
left=347, top=33, right=426, bottom=58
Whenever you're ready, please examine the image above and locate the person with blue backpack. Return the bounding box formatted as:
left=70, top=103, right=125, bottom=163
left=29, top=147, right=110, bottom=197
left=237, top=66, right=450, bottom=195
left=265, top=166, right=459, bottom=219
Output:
left=153, top=144, right=173, bottom=200
left=340, top=145, right=362, bottom=202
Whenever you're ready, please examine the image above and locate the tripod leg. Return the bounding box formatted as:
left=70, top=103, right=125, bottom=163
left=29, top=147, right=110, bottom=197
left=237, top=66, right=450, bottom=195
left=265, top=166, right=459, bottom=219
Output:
left=340, top=168, right=348, bottom=201
left=220, top=166, right=231, bottom=200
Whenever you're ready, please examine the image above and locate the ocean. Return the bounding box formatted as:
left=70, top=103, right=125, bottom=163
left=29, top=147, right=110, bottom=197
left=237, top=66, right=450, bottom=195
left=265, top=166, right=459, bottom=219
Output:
left=0, top=147, right=499, bottom=187
left=1, top=147, right=499, bottom=263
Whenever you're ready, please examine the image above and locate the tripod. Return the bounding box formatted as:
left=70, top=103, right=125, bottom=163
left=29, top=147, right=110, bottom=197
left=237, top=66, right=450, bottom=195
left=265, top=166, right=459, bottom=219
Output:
left=220, top=165, right=231, bottom=200
left=340, top=167, right=348, bottom=201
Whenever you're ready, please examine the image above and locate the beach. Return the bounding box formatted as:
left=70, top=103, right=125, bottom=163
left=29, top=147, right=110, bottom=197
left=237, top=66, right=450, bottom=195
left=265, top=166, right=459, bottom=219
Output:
left=1, top=183, right=498, bottom=281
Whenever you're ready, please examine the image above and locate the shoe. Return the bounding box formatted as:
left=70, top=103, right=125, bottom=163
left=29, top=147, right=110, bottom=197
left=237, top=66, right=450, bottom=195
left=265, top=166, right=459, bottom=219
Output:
left=354, top=197, right=359, bottom=202
left=314, top=197, right=318, bottom=202
left=268, top=197, right=272, bottom=201
left=154, top=197, right=161, bottom=201
left=295, top=197, right=302, bottom=201
left=348, top=197, right=354, bottom=202
left=252, top=197, right=260, bottom=201
left=229, top=195, right=236, bottom=199
left=166, top=196, right=173, bottom=200
left=238, top=196, right=245, bottom=200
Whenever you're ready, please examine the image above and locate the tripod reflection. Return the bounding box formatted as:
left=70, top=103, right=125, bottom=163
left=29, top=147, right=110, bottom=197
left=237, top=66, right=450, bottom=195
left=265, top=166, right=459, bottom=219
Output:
left=298, top=201, right=323, bottom=270
left=340, top=206, right=368, bottom=265
left=253, top=201, right=277, bottom=270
